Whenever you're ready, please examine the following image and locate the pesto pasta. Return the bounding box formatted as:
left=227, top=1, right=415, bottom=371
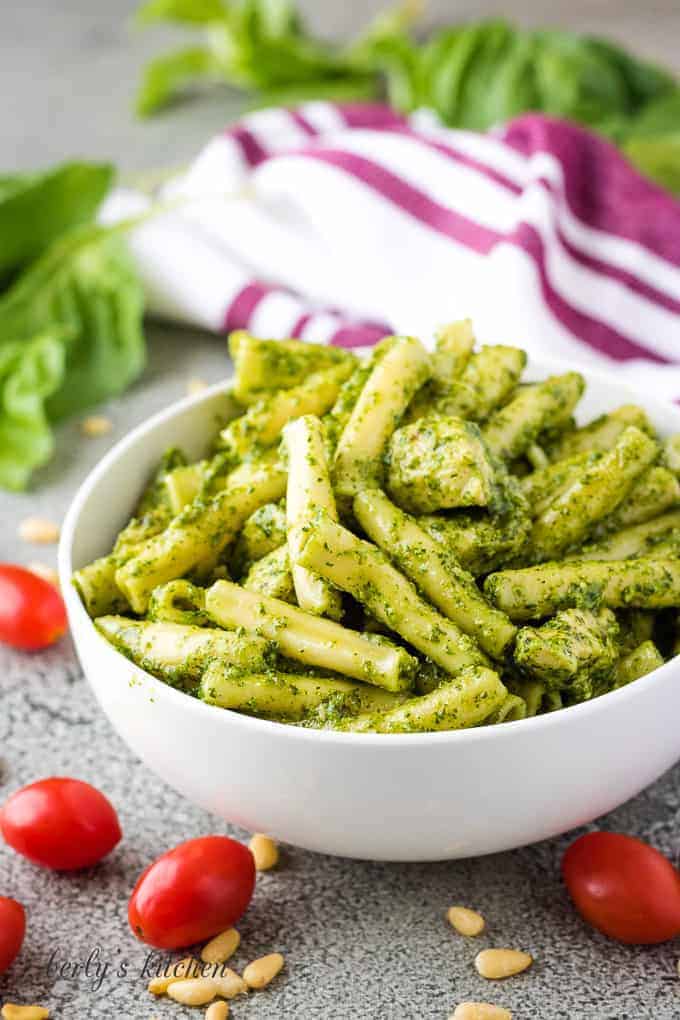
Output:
left=79, top=325, right=680, bottom=733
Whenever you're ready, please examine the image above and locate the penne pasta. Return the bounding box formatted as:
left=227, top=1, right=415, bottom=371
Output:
left=333, top=335, right=430, bottom=500
left=283, top=414, right=342, bottom=619
left=204, top=580, right=417, bottom=692
left=354, top=488, right=516, bottom=660
left=78, top=330, right=680, bottom=731
left=229, top=331, right=355, bottom=405
left=485, top=558, right=680, bottom=621
left=297, top=509, right=490, bottom=677
left=116, top=454, right=287, bottom=613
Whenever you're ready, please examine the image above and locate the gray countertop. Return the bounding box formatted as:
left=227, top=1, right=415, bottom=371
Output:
left=2, top=2, right=680, bottom=1017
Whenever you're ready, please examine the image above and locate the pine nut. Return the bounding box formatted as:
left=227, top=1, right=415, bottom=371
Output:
left=447, top=906, right=485, bottom=937
left=451, top=1003, right=512, bottom=1020
left=201, top=928, right=240, bottom=964
left=80, top=415, right=113, bottom=437
left=27, top=563, right=60, bottom=589
left=243, top=953, right=285, bottom=990
left=1, top=1008, right=50, bottom=1020
left=206, top=1004, right=229, bottom=1020
left=249, top=833, right=279, bottom=871
left=18, top=517, right=60, bottom=545
left=212, top=970, right=248, bottom=999
left=148, top=956, right=198, bottom=994
left=475, top=949, right=533, bottom=980
left=167, top=978, right=218, bottom=1006
left=187, top=378, right=208, bottom=396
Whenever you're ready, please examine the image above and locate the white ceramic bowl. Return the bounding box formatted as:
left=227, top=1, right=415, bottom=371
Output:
left=59, top=356, right=680, bottom=862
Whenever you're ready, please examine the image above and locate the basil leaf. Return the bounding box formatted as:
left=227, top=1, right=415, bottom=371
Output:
left=623, top=90, right=680, bottom=137
left=0, top=331, right=65, bottom=491
left=0, top=224, right=146, bottom=488
left=624, top=135, right=680, bottom=195
left=136, top=46, right=223, bottom=116
left=0, top=161, right=113, bottom=284
left=135, top=0, right=378, bottom=113
left=253, top=76, right=378, bottom=110
left=135, top=0, right=227, bottom=26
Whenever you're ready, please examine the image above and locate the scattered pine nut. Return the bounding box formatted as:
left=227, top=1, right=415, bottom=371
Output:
left=206, top=1003, right=229, bottom=1020
left=243, top=953, right=285, bottom=990
left=474, top=949, right=533, bottom=980
left=249, top=833, right=279, bottom=871
left=187, top=378, right=208, bottom=396
left=451, top=1003, right=512, bottom=1020
left=27, top=563, right=60, bottom=589
left=1, top=1007, right=50, bottom=1020
left=147, top=956, right=198, bottom=994
left=167, top=978, right=218, bottom=1006
left=447, top=906, right=485, bottom=937
left=80, top=415, right=113, bottom=437
left=212, top=970, right=247, bottom=999
left=201, top=928, right=240, bottom=965
left=18, top=517, right=60, bottom=545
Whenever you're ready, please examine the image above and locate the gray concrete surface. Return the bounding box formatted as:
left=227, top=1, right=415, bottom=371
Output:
left=2, top=2, right=680, bottom=1017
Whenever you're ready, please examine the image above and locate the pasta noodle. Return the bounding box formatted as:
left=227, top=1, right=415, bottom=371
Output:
left=77, top=330, right=680, bottom=731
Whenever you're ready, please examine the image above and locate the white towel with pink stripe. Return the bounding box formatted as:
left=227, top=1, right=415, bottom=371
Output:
left=102, top=101, right=680, bottom=397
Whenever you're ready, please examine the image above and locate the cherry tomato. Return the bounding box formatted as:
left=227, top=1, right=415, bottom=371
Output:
left=1, top=778, right=122, bottom=871
left=0, top=897, right=26, bottom=974
left=129, top=835, right=256, bottom=949
left=0, top=565, right=67, bottom=651
left=562, top=831, right=680, bottom=944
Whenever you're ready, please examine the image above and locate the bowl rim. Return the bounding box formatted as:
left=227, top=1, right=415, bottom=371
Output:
left=59, top=353, right=680, bottom=748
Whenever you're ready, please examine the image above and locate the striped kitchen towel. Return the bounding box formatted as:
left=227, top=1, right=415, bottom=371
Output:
left=102, top=102, right=680, bottom=397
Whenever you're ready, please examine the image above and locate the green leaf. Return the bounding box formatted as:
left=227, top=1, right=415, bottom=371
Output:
left=622, top=89, right=680, bottom=137
left=239, top=0, right=300, bottom=39
left=429, top=22, right=521, bottom=129
left=135, top=0, right=227, bottom=26
left=0, top=223, right=146, bottom=420
left=207, top=17, right=361, bottom=92
left=0, top=161, right=113, bottom=285
left=584, top=37, right=675, bottom=111
left=135, top=0, right=380, bottom=113
left=253, top=75, right=379, bottom=110
left=532, top=32, right=634, bottom=127
left=136, top=45, right=224, bottom=115
left=0, top=331, right=65, bottom=491
left=609, top=91, right=680, bottom=193
left=350, top=29, right=420, bottom=111
left=624, top=135, right=680, bottom=195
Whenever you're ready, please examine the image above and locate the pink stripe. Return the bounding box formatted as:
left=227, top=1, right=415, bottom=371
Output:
left=513, top=224, right=669, bottom=364
left=556, top=231, right=680, bottom=316
left=311, top=148, right=493, bottom=247
left=306, top=148, right=669, bottom=364
left=227, top=126, right=268, bottom=167
left=331, top=324, right=390, bottom=349
left=335, top=103, right=408, bottom=130
left=288, top=109, right=317, bottom=137
left=222, top=282, right=271, bottom=333
left=502, top=114, right=680, bottom=269
left=291, top=313, right=312, bottom=337
left=379, top=124, right=680, bottom=315
left=387, top=123, right=523, bottom=196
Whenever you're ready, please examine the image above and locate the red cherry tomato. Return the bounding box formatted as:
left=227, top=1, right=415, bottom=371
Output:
left=0, top=565, right=67, bottom=650
left=0, top=778, right=122, bottom=871
left=129, top=835, right=256, bottom=949
left=0, top=898, right=26, bottom=974
left=562, top=831, right=680, bottom=944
